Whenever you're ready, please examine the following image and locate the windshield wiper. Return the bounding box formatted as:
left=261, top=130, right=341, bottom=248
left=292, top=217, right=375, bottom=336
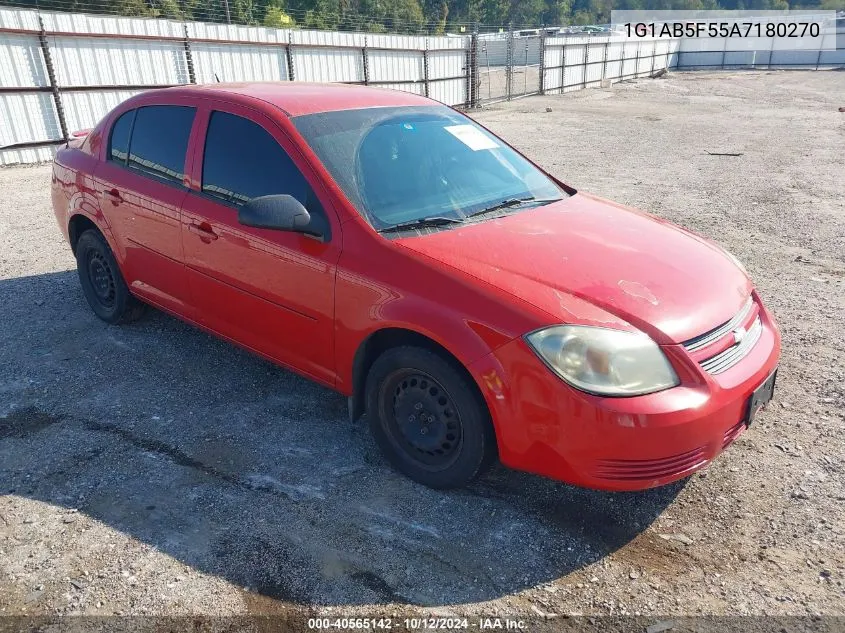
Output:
left=377, top=197, right=563, bottom=234
left=466, top=196, right=562, bottom=219
left=378, top=216, right=465, bottom=234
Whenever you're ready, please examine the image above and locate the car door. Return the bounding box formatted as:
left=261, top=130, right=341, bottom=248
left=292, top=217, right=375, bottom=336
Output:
left=95, top=102, right=197, bottom=316
left=181, top=104, right=341, bottom=386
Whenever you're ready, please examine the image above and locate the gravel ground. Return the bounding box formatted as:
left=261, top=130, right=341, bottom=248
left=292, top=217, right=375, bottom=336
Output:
left=1, top=71, right=844, bottom=621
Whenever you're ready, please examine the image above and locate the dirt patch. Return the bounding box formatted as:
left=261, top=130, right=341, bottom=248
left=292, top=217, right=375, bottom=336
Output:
left=0, top=408, right=63, bottom=440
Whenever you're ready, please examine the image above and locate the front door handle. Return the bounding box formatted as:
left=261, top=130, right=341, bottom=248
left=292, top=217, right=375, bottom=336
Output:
left=187, top=222, right=218, bottom=242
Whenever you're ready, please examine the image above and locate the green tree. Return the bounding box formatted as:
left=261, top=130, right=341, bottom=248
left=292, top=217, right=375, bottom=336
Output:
left=264, top=3, right=296, bottom=25
left=2, top=0, right=829, bottom=32
left=148, top=0, right=187, bottom=19
left=541, top=0, right=571, bottom=25
left=507, top=0, right=544, bottom=25
left=478, top=0, right=508, bottom=25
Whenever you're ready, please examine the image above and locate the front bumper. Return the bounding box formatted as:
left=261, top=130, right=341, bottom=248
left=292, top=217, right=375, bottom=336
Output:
left=469, top=297, right=781, bottom=491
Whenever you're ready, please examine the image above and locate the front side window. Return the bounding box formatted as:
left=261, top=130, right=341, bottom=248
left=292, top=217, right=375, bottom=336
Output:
left=293, top=106, right=565, bottom=231
left=109, top=109, right=134, bottom=164
left=201, top=111, right=316, bottom=211
left=126, top=105, right=196, bottom=183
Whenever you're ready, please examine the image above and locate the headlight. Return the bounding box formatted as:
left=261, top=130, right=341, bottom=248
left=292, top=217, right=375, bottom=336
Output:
left=525, top=326, right=680, bottom=397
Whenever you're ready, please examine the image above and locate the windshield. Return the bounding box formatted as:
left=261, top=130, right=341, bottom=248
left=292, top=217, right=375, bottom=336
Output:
left=292, top=106, right=565, bottom=231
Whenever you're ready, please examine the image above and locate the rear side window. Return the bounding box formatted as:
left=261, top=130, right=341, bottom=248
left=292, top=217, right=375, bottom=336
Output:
left=126, top=105, right=196, bottom=184
left=201, top=111, right=314, bottom=209
left=109, top=109, right=134, bottom=163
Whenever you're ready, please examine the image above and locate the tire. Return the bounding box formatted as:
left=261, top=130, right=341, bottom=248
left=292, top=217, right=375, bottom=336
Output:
left=365, top=346, right=497, bottom=489
left=75, top=229, right=145, bottom=324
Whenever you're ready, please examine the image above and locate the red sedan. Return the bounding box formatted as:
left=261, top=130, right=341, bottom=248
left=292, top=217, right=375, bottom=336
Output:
left=51, top=83, right=780, bottom=490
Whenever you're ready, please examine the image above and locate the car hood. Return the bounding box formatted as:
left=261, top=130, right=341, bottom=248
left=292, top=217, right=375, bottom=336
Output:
left=395, top=193, right=751, bottom=344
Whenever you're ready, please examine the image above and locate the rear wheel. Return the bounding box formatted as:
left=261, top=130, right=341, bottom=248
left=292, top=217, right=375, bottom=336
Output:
left=365, top=346, right=496, bottom=489
left=75, top=229, right=145, bottom=324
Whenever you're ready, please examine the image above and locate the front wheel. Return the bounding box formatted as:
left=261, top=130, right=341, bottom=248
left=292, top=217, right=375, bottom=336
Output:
left=365, top=346, right=497, bottom=489
left=75, top=229, right=145, bottom=324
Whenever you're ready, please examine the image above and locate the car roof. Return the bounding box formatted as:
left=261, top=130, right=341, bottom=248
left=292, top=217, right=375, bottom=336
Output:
left=152, top=82, right=437, bottom=117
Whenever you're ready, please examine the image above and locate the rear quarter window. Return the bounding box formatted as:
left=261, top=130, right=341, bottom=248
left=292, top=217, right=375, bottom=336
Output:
left=126, top=105, right=196, bottom=184
left=109, top=109, right=134, bottom=164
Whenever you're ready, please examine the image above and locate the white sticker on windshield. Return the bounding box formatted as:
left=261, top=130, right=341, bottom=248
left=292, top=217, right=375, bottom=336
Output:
left=444, top=124, right=499, bottom=151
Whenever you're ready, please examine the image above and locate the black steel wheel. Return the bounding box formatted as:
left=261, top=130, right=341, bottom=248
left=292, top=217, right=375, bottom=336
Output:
left=85, top=249, right=117, bottom=309
left=366, top=346, right=496, bottom=488
left=75, top=229, right=145, bottom=324
left=384, top=369, right=463, bottom=469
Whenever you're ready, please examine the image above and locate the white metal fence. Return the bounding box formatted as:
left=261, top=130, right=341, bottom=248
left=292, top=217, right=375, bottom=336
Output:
left=1, top=7, right=842, bottom=166
left=541, top=34, right=679, bottom=96
left=674, top=21, right=845, bottom=69
left=0, top=7, right=470, bottom=165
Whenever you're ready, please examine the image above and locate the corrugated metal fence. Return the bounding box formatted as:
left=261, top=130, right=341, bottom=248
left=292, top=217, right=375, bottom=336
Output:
left=476, top=33, right=680, bottom=103
left=1, top=7, right=843, bottom=165
left=0, top=7, right=470, bottom=165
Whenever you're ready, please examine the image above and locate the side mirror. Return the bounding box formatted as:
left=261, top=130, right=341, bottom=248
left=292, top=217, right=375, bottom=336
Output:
left=238, top=194, right=325, bottom=240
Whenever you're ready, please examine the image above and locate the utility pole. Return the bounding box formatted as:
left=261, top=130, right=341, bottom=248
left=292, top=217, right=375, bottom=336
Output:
left=222, top=0, right=231, bottom=24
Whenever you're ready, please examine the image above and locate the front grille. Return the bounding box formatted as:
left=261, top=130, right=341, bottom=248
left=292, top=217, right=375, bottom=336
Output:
left=699, top=316, right=762, bottom=374
left=683, top=297, right=754, bottom=352
left=594, top=446, right=708, bottom=481
left=683, top=296, right=763, bottom=375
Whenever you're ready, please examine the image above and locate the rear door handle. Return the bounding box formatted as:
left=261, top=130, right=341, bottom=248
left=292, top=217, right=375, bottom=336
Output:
left=102, top=188, right=122, bottom=204
left=187, top=222, right=218, bottom=241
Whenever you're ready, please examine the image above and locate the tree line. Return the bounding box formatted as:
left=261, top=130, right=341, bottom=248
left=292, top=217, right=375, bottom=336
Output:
left=0, top=0, right=839, bottom=33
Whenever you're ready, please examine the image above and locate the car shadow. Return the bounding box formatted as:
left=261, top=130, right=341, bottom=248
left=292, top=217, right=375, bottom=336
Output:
left=0, top=270, right=684, bottom=608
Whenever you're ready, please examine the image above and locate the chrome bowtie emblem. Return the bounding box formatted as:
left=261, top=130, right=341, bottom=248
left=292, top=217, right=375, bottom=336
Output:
left=732, top=327, right=747, bottom=345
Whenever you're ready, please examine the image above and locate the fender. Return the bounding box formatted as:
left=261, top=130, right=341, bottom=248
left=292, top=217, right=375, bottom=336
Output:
left=53, top=146, right=122, bottom=261
left=332, top=219, right=554, bottom=424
